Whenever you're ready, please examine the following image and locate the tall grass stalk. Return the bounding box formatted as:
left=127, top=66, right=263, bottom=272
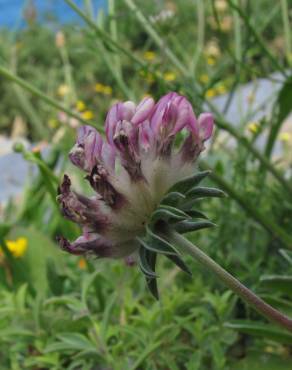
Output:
left=122, top=0, right=187, bottom=76
left=280, top=0, right=292, bottom=65
left=226, top=0, right=287, bottom=76
left=190, top=0, right=205, bottom=75
left=0, top=65, right=96, bottom=127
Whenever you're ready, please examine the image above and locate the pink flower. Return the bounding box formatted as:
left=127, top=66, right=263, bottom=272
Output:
left=57, top=92, right=214, bottom=260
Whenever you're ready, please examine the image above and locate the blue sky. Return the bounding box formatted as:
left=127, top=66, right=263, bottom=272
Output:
left=0, top=0, right=106, bottom=29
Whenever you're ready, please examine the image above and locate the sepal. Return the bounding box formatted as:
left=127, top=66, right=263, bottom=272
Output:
left=138, top=246, right=158, bottom=278
left=161, top=192, right=186, bottom=206
left=138, top=227, right=179, bottom=255
left=169, top=170, right=211, bottom=194
left=150, top=205, right=190, bottom=226
left=185, top=186, right=226, bottom=199
left=166, top=254, right=192, bottom=275
left=174, top=220, right=216, bottom=234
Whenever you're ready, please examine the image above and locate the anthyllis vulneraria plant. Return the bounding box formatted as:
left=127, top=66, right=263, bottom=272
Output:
left=57, top=92, right=292, bottom=332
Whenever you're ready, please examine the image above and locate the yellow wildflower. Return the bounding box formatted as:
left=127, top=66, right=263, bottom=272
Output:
left=265, top=346, right=275, bottom=354
left=163, top=72, right=177, bottom=82
left=247, top=122, right=259, bottom=134
left=76, top=100, right=86, bottom=112
left=209, top=15, right=232, bottom=32
left=205, top=89, right=216, bottom=99
left=48, top=118, right=58, bottom=129
left=214, top=0, right=228, bottom=13
left=204, top=41, right=221, bottom=59
left=103, top=86, right=113, bottom=95
left=143, top=51, right=156, bottom=61
left=95, top=83, right=112, bottom=95
left=199, top=74, right=209, bottom=84
left=78, top=258, right=87, bottom=270
left=82, top=110, right=94, bottom=120
left=5, top=238, right=28, bottom=258
left=220, top=16, right=233, bottom=32
left=95, top=83, right=105, bottom=93
left=216, top=84, right=227, bottom=95
left=207, top=57, right=216, bottom=66
left=279, top=132, right=291, bottom=142
left=57, top=84, right=70, bottom=97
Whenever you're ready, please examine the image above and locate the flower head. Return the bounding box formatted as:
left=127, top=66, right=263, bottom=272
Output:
left=1, top=237, right=28, bottom=258
left=57, top=92, right=216, bottom=297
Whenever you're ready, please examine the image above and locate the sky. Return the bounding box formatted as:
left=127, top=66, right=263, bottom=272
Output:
left=0, top=0, right=106, bottom=29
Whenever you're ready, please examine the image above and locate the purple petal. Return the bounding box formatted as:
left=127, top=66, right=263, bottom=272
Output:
left=198, top=113, right=214, bottom=141
left=70, top=126, right=103, bottom=172
left=150, top=92, right=195, bottom=135
left=105, top=102, right=123, bottom=145
left=139, top=121, right=154, bottom=152
left=131, top=97, right=155, bottom=125
left=172, top=97, right=196, bottom=134
left=150, top=93, right=177, bottom=133
left=57, top=234, right=115, bottom=258
left=122, top=101, right=136, bottom=121
left=101, top=142, right=116, bottom=171
left=57, top=174, right=109, bottom=230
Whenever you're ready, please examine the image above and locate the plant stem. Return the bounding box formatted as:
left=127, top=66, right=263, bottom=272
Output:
left=280, top=0, right=292, bottom=65
left=0, top=65, right=94, bottom=127
left=166, top=229, right=292, bottom=332
left=64, top=0, right=146, bottom=69
left=122, top=0, right=187, bottom=77
left=226, top=0, right=287, bottom=76
left=190, top=0, right=205, bottom=75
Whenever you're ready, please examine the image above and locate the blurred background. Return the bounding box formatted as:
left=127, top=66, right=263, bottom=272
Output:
left=0, top=0, right=292, bottom=369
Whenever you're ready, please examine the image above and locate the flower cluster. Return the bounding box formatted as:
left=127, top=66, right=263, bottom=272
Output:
left=57, top=92, right=214, bottom=263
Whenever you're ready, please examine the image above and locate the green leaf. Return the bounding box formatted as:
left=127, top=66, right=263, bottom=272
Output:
left=174, top=220, right=216, bottom=234
left=260, top=275, right=292, bottom=295
left=138, top=247, right=158, bottom=278
left=232, top=352, right=292, bottom=370
left=277, top=76, right=292, bottom=122
left=186, top=186, right=226, bottom=199
left=186, top=209, right=209, bottom=219
left=166, top=254, right=192, bottom=275
left=169, top=171, right=211, bottom=194
left=145, top=252, right=159, bottom=300
left=0, top=223, right=11, bottom=239
left=161, top=192, right=185, bottom=206
left=81, top=269, right=102, bottom=306
left=265, top=76, right=292, bottom=157
left=7, top=226, right=63, bottom=295
left=279, top=249, right=292, bottom=266
left=151, top=205, right=189, bottom=226
left=138, top=227, right=179, bottom=256
left=45, top=333, right=97, bottom=353
left=225, top=320, right=292, bottom=344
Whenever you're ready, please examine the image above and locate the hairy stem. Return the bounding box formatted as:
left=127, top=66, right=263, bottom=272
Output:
left=165, top=229, right=292, bottom=332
